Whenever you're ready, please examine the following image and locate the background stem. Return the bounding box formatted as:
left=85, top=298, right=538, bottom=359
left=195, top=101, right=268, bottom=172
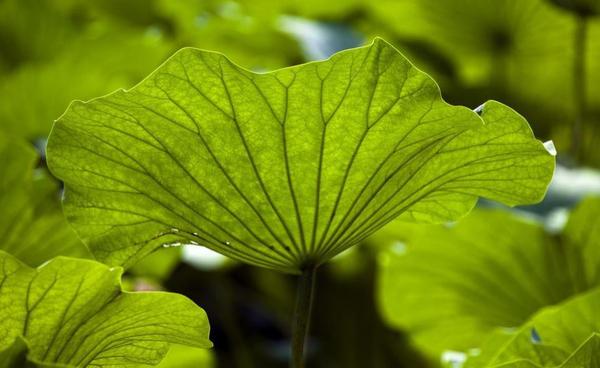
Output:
left=572, top=14, right=588, bottom=160
left=291, top=266, right=317, bottom=368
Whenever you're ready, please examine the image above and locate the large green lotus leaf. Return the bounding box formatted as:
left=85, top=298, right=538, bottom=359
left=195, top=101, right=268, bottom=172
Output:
left=464, top=288, right=600, bottom=367
left=377, top=197, right=600, bottom=358
left=46, top=38, right=554, bottom=273
left=0, top=250, right=211, bottom=368
left=0, top=135, right=90, bottom=265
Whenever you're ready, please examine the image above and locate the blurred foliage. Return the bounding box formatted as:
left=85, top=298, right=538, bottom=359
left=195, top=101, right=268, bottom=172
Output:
left=0, top=135, right=89, bottom=265
left=377, top=197, right=600, bottom=364
left=1, top=0, right=600, bottom=367
left=465, top=287, right=600, bottom=367
left=0, top=0, right=302, bottom=141
left=156, top=0, right=302, bottom=69
left=0, top=30, right=171, bottom=139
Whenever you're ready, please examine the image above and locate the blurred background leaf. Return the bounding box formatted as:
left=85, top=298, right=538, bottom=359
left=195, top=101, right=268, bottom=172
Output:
left=377, top=197, right=600, bottom=365
left=0, top=135, right=89, bottom=265
left=464, top=287, right=600, bottom=367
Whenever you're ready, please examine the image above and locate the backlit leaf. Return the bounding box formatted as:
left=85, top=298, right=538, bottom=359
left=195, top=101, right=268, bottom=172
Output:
left=0, top=251, right=211, bottom=367
left=46, top=38, right=554, bottom=273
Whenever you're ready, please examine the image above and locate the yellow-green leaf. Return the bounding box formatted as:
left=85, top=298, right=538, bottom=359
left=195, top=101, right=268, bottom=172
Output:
left=46, top=38, right=554, bottom=273
left=0, top=251, right=211, bottom=367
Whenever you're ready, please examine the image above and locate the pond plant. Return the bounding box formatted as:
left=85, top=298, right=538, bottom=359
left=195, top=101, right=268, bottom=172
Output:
left=0, top=38, right=556, bottom=367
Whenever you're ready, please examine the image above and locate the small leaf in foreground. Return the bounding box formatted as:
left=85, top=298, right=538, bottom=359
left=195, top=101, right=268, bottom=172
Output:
left=0, top=251, right=211, bottom=367
left=47, top=38, right=554, bottom=273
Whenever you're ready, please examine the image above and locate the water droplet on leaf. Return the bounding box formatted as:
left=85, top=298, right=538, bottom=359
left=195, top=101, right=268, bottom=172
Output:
left=531, top=327, right=541, bottom=343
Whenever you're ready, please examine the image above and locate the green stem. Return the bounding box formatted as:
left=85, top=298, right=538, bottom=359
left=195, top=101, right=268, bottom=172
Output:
left=291, top=266, right=317, bottom=368
left=572, top=14, right=588, bottom=160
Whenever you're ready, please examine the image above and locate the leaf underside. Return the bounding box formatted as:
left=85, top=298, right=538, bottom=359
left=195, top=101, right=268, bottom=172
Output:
left=0, top=251, right=211, bottom=368
left=47, top=38, right=554, bottom=273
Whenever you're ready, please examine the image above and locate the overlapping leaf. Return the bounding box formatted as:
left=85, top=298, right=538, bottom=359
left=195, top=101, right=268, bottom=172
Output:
left=377, top=197, right=600, bottom=358
left=154, top=344, right=214, bottom=368
left=465, top=287, right=600, bottom=367
left=47, top=38, right=554, bottom=273
left=0, top=136, right=89, bottom=265
left=0, top=251, right=211, bottom=367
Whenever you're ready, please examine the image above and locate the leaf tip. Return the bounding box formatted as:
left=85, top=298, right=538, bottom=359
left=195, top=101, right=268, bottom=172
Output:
left=473, top=103, right=485, bottom=115
left=370, top=36, right=392, bottom=49
left=543, top=140, right=557, bottom=157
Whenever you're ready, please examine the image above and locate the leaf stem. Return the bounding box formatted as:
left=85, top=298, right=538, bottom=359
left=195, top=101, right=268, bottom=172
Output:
left=572, top=13, right=588, bottom=160
left=291, top=265, right=317, bottom=368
